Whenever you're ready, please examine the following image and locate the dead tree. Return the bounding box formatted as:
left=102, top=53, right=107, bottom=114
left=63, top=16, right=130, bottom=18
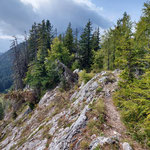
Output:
left=11, top=37, right=24, bottom=90
left=11, top=36, right=29, bottom=90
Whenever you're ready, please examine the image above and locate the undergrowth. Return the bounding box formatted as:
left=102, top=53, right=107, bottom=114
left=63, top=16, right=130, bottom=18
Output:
left=113, top=72, right=150, bottom=148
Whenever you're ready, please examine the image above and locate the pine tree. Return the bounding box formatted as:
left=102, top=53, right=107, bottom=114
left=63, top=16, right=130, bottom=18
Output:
left=25, top=20, right=54, bottom=93
left=79, top=20, right=93, bottom=70
left=28, top=22, right=39, bottom=62
left=91, top=27, right=100, bottom=51
left=46, top=20, right=53, bottom=50
left=74, top=28, right=79, bottom=54
left=99, top=30, right=112, bottom=70
left=134, top=2, right=150, bottom=74
left=0, top=102, right=4, bottom=120
left=64, top=23, right=74, bottom=54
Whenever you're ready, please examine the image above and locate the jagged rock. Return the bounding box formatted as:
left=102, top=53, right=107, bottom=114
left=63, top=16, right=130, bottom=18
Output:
left=38, top=89, right=57, bottom=107
left=1, top=70, right=141, bottom=150
left=23, top=107, right=32, bottom=116
left=73, top=69, right=81, bottom=74
left=18, top=139, right=47, bottom=150
left=57, top=60, right=78, bottom=83
left=122, top=142, right=133, bottom=150
left=91, top=134, right=97, bottom=139
left=79, top=81, right=85, bottom=89
left=49, top=105, right=89, bottom=150
left=71, top=73, right=101, bottom=105
left=90, top=136, right=119, bottom=150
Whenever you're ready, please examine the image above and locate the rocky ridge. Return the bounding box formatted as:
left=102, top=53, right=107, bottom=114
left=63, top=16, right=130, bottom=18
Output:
left=0, top=70, right=145, bottom=150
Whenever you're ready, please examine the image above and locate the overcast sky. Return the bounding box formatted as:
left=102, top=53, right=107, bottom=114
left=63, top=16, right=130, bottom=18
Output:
left=0, top=0, right=147, bottom=53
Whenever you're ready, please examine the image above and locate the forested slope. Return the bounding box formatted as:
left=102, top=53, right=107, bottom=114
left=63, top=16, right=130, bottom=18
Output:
left=0, top=49, right=13, bottom=92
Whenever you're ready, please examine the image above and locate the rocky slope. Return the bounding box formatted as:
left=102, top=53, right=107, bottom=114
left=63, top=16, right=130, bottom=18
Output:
left=0, top=70, right=146, bottom=150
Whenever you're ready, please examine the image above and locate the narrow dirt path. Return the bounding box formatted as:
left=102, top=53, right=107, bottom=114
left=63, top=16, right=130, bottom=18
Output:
left=104, top=96, right=126, bottom=137
left=103, top=95, right=147, bottom=150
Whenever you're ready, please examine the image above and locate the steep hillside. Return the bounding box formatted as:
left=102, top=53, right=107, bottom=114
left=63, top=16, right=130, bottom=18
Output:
left=0, top=49, right=13, bottom=92
left=0, top=42, right=26, bottom=93
left=0, top=70, right=146, bottom=150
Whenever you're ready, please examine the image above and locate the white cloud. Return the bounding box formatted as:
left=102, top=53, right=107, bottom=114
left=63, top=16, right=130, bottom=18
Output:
left=20, top=0, right=103, bottom=13
left=0, top=35, right=13, bottom=40
left=74, top=0, right=103, bottom=12
left=20, top=0, right=47, bottom=10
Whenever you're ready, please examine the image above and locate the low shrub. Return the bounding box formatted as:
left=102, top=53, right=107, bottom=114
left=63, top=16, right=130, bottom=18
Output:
left=80, top=140, right=89, bottom=150
left=0, top=102, right=4, bottom=120
left=4, top=90, right=37, bottom=112
left=96, top=87, right=103, bottom=94
left=87, top=99, right=105, bottom=135
left=79, top=70, right=94, bottom=84
left=113, top=73, right=150, bottom=147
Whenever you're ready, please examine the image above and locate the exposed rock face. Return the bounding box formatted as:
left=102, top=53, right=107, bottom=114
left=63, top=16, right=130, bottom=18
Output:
left=90, top=136, right=119, bottom=150
left=0, top=70, right=138, bottom=150
left=57, top=60, right=78, bottom=83
left=49, top=105, right=89, bottom=150
left=123, top=142, right=133, bottom=150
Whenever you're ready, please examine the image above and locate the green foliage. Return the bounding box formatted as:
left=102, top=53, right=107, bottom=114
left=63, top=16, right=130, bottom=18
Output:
left=24, top=20, right=54, bottom=94
left=92, top=50, right=104, bottom=72
left=91, top=27, right=100, bottom=51
left=96, top=87, right=103, bottom=94
left=87, top=99, right=105, bottom=136
left=25, top=61, right=48, bottom=90
left=45, top=37, right=71, bottom=89
left=80, top=140, right=89, bottom=150
left=0, top=102, right=4, bottom=120
left=93, top=145, right=101, bottom=150
left=79, top=70, right=94, bottom=84
left=45, top=60, right=61, bottom=88
left=112, top=5, right=150, bottom=147
left=71, top=60, right=80, bottom=71
left=25, top=36, right=71, bottom=94
left=46, top=37, right=71, bottom=66
left=79, top=20, right=93, bottom=70
left=64, top=23, right=74, bottom=54
left=0, top=49, right=14, bottom=92
left=114, top=72, right=150, bottom=147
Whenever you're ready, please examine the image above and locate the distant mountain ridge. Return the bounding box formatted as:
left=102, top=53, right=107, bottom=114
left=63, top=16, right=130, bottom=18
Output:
left=0, top=49, right=13, bottom=92
left=0, top=42, right=27, bottom=93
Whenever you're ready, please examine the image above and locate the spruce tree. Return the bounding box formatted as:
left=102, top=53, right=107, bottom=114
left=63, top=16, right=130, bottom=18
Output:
left=79, top=20, right=92, bottom=70
left=25, top=20, right=54, bottom=93
left=46, top=20, right=53, bottom=50
left=28, top=22, right=39, bottom=62
left=74, top=28, right=79, bottom=54
left=91, top=27, right=100, bottom=51
left=64, top=23, right=74, bottom=54
left=134, top=2, right=150, bottom=74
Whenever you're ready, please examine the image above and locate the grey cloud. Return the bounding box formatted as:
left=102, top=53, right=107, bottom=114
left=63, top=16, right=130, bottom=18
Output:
left=0, top=0, right=112, bottom=35
left=0, top=0, right=113, bottom=52
left=0, top=0, right=37, bottom=35
left=38, top=0, right=112, bottom=32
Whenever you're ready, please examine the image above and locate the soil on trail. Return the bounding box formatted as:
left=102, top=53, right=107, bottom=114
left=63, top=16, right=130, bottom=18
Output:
left=104, top=95, right=147, bottom=150
left=104, top=96, right=126, bottom=137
